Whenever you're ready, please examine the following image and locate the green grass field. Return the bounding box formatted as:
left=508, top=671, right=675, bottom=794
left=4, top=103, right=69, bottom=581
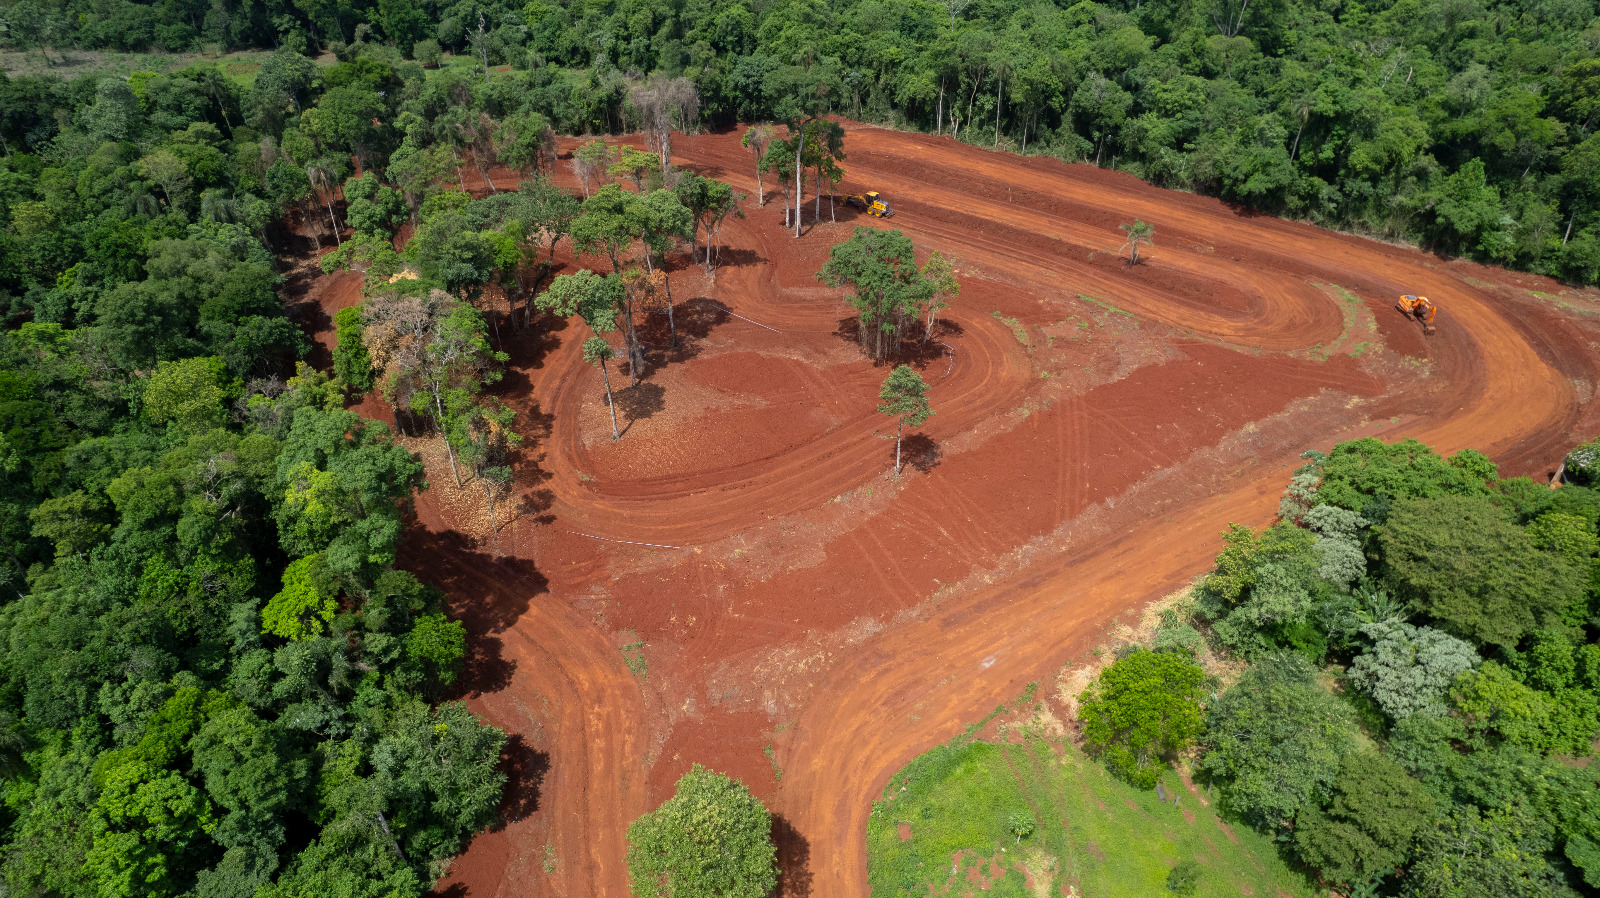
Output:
left=867, top=737, right=1314, bottom=898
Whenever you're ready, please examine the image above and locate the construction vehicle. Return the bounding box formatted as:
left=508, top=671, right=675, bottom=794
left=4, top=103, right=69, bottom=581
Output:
left=844, top=191, right=895, bottom=218
left=1396, top=294, right=1437, bottom=334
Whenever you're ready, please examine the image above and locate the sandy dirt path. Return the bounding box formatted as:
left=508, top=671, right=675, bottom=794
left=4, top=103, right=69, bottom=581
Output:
left=275, top=123, right=1600, bottom=898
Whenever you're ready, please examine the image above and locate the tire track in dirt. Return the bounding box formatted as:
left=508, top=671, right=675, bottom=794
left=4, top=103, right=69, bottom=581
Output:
left=749, top=127, right=1580, bottom=898
left=398, top=125, right=1600, bottom=898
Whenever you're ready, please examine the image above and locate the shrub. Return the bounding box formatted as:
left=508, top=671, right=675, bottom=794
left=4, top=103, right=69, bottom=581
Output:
left=626, top=765, right=776, bottom=898
left=412, top=38, right=442, bottom=66
left=1078, top=649, right=1205, bottom=788
left=1166, top=858, right=1201, bottom=895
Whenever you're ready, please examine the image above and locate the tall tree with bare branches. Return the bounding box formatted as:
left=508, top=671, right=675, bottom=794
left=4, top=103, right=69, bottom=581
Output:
left=742, top=125, right=775, bottom=205
left=306, top=161, right=343, bottom=246
left=571, top=140, right=611, bottom=199
left=630, top=77, right=701, bottom=174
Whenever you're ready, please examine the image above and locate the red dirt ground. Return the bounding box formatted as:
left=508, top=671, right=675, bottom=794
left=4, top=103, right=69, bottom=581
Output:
left=281, top=122, right=1600, bottom=898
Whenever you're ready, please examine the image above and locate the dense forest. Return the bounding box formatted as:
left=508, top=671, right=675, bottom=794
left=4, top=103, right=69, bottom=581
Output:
left=4, top=0, right=1600, bottom=283
left=1077, top=437, right=1600, bottom=896
left=0, top=25, right=533, bottom=897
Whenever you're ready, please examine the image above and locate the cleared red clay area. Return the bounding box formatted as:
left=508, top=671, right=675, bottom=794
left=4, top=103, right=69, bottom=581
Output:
left=282, top=122, right=1600, bottom=898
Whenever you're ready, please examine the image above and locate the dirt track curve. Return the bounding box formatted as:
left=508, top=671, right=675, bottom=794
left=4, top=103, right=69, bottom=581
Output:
left=288, top=122, right=1600, bottom=898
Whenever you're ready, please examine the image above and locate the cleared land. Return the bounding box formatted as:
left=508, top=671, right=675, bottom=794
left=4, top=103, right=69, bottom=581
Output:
left=281, top=122, right=1600, bottom=897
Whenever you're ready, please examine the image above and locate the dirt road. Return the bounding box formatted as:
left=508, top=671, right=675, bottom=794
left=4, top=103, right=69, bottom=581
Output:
left=283, top=124, right=1600, bottom=897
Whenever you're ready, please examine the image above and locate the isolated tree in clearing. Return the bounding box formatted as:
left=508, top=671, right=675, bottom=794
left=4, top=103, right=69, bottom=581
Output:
left=626, top=765, right=777, bottom=898
left=1120, top=219, right=1155, bottom=265
left=584, top=337, right=621, bottom=441
left=609, top=145, right=657, bottom=193
left=570, top=140, right=611, bottom=198
left=878, top=365, right=933, bottom=476
left=819, top=227, right=936, bottom=359
left=921, top=251, right=960, bottom=339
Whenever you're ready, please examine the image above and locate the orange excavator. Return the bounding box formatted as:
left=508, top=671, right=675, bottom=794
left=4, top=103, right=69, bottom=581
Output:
left=1396, top=294, right=1437, bottom=335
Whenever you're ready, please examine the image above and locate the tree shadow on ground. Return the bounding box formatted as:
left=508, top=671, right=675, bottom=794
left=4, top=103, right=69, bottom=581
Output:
left=707, top=247, right=765, bottom=269
left=773, top=814, right=813, bottom=898
left=501, top=311, right=568, bottom=374
left=490, top=734, right=550, bottom=832
left=615, top=382, right=666, bottom=437
left=899, top=433, right=943, bottom=473
left=284, top=291, right=334, bottom=368
left=635, top=297, right=732, bottom=369
left=400, top=527, right=549, bottom=700
left=833, top=315, right=957, bottom=370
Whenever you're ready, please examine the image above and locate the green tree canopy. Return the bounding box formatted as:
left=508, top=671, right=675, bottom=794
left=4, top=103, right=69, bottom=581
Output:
left=1292, top=752, right=1435, bottom=887
left=1347, top=622, right=1479, bottom=720
left=1201, top=653, right=1356, bottom=830
left=144, top=356, right=238, bottom=433
left=878, top=364, right=933, bottom=475
left=1078, top=648, right=1205, bottom=788
left=819, top=228, right=936, bottom=360
left=625, top=765, right=777, bottom=898
left=1377, top=495, right=1582, bottom=648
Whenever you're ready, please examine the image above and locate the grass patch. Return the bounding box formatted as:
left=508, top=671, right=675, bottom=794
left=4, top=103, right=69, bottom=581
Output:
left=1075, top=294, right=1135, bottom=318
left=1299, top=284, right=1375, bottom=362
left=867, top=736, right=1314, bottom=898
left=619, top=631, right=648, bottom=681
left=991, top=311, right=1032, bottom=347
left=764, top=744, right=783, bottom=782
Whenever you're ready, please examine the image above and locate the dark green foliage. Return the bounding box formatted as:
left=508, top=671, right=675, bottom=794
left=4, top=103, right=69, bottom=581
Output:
left=1077, top=649, right=1205, bottom=788
left=1292, top=752, right=1434, bottom=886
left=342, top=173, right=407, bottom=239
left=1197, top=521, right=1328, bottom=658
left=818, top=228, right=936, bottom=360
left=1191, top=436, right=1600, bottom=893
left=0, top=55, right=510, bottom=897
left=1409, top=804, right=1580, bottom=898
left=1450, top=661, right=1600, bottom=756
left=1165, top=858, right=1200, bottom=895
left=273, top=404, right=426, bottom=580
left=1377, top=495, right=1581, bottom=648
left=332, top=306, right=377, bottom=394
left=1201, top=653, right=1356, bottom=830
left=625, top=765, right=777, bottom=898
left=1313, top=438, right=1494, bottom=522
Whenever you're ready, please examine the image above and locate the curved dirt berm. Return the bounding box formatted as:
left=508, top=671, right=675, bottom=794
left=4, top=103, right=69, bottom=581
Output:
left=349, top=123, right=1600, bottom=898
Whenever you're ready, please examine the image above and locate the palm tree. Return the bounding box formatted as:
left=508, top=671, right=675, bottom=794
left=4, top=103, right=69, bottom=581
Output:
left=1119, top=219, right=1154, bottom=265
left=200, top=188, right=240, bottom=224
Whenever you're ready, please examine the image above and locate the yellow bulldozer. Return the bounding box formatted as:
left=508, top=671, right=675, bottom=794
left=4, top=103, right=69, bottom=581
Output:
left=844, top=191, right=895, bottom=218
left=1396, top=294, right=1437, bottom=335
